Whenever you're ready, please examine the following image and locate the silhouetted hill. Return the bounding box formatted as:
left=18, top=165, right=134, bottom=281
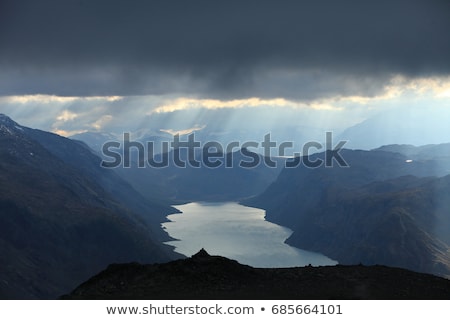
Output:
left=0, top=115, right=179, bottom=299
left=243, top=149, right=450, bottom=278
left=63, top=250, right=450, bottom=300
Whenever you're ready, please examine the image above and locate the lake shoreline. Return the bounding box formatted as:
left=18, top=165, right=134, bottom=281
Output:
left=162, top=201, right=337, bottom=268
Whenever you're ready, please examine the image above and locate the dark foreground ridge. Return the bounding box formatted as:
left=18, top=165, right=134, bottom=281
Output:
left=63, top=249, right=450, bottom=300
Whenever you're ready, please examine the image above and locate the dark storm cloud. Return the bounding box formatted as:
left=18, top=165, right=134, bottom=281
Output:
left=0, top=0, right=449, bottom=98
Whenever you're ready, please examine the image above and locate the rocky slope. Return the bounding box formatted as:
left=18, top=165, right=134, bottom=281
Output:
left=0, top=114, right=178, bottom=299
left=63, top=250, right=450, bottom=300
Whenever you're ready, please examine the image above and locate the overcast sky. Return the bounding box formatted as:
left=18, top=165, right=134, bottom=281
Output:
left=0, top=0, right=449, bottom=137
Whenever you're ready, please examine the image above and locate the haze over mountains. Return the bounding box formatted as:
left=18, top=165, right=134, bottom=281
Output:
left=116, top=148, right=284, bottom=202
left=70, top=106, right=331, bottom=157
left=73, top=122, right=287, bottom=202
left=338, top=107, right=450, bottom=150
left=71, top=105, right=450, bottom=155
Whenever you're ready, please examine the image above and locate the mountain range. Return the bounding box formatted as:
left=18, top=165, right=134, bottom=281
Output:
left=72, top=133, right=285, bottom=203
left=0, top=114, right=179, bottom=299
left=243, top=148, right=450, bottom=278
left=2, top=113, right=450, bottom=299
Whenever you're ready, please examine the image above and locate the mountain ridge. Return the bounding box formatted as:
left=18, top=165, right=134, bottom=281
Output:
left=243, top=148, right=450, bottom=278
left=63, top=250, right=450, bottom=300
left=0, top=115, right=180, bottom=299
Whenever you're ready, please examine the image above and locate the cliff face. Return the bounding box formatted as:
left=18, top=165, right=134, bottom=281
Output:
left=63, top=250, right=450, bottom=300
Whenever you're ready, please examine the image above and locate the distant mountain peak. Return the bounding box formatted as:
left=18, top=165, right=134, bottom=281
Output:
left=0, top=113, right=18, bottom=125
left=0, top=114, right=24, bottom=136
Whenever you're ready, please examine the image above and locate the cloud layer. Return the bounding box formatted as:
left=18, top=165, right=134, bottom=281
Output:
left=1, top=0, right=449, bottom=99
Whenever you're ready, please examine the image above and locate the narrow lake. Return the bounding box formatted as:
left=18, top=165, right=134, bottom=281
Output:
left=162, top=202, right=337, bottom=268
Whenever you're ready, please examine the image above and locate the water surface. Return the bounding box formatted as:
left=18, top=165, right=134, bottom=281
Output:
left=163, top=202, right=337, bottom=268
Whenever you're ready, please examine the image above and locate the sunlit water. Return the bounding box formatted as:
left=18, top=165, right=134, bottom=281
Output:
left=162, top=202, right=337, bottom=268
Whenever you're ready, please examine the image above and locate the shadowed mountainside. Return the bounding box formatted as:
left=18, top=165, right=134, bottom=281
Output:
left=0, top=115, right=179, bottom=299
left=243, top=149, right=450, bottom=278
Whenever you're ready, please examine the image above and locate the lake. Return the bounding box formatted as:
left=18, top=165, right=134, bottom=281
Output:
left=162, top=202, right=337, bottom=268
